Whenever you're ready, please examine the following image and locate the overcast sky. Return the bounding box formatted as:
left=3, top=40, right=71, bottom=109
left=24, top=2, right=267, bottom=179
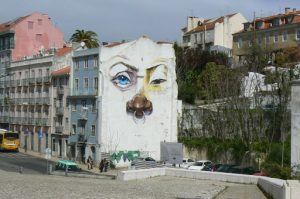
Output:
left=0, top=0, right=298, bottom=43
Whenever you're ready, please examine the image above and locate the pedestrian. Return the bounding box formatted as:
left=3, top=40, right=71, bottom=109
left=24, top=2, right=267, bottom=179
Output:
left=104, top=159, right=109, bottom=172
left=87, top=156, right=93, bottom=170
left=99, top=158, right=105, bottom=173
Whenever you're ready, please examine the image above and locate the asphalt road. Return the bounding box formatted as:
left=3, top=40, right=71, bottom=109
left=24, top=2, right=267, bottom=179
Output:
left=0, top=151, right=54, bottom=174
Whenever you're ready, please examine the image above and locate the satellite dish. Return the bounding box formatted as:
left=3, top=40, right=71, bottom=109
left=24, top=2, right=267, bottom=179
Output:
left=80, top=42, right=85, bottom=48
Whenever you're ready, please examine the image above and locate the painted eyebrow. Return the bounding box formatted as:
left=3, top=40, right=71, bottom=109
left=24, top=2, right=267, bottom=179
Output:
left=110, top=62, right=137, bottom=71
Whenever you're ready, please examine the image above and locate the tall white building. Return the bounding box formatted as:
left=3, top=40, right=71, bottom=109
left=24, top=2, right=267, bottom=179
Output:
left=181, top=13, right=247, bottom=54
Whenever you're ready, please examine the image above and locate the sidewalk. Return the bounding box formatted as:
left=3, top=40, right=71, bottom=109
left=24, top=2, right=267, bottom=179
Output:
left=18, top=148, right=121, bottom=178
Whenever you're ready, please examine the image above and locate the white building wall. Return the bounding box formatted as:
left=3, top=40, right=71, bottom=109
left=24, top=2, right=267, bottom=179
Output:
left=99, top=37, right=178, bottom=165
left=291, top=81, right=300, bottom=172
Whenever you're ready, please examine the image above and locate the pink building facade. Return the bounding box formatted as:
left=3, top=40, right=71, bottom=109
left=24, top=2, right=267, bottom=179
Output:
left=0, top=12, right=64, bottom=61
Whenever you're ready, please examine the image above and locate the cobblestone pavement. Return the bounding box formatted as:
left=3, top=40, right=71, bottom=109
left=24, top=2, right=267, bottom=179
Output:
left=0, top=169, right=266, bottom=199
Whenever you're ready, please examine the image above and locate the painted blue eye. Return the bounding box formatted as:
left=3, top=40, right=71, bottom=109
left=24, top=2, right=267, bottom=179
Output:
left=112, top=71, right=133, bottom=89
left=117, top=75, right=130, bottom=85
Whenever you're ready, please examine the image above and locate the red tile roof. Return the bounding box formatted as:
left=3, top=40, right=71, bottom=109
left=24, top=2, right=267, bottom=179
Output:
left=235, top=10, right=300, bottom=34
left=56, top=47, right=72, bottom=57
left=185, top=13, right=237, bottom=35
left=51, top=66, right=71, bottom=76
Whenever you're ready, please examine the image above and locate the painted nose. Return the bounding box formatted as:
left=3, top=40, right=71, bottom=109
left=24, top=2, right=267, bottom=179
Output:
left=126, top=94, right=153, bottom=118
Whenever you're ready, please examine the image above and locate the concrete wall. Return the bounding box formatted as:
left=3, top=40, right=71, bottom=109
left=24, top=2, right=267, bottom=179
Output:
left=117, top=168, right=300, bottom=199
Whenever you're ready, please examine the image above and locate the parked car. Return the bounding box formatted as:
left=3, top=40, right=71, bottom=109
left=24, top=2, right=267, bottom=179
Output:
left=131, top=157, right=156, bottom=166
left=181, top=158, right=195, bottom=168
left=188, top=160, right=212, bottom=171
left=55, top=160, right=82, bottom=172
left=216, top=164, right=237, bottom=173
left=211, top=163, right=222, bottom=171
left=228, top=166, right=256, bottom=175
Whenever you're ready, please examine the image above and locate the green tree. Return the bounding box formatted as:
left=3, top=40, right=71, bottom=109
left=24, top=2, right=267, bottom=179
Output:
left=70, top=29, right=99, bottom=48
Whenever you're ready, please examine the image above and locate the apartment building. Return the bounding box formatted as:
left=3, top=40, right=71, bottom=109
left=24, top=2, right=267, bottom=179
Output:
left=68, top=47, right=100, bottom=163
left=51, top=47, right=73, bottom=157
left=181, top=13, right=247, bottom=54
left=232, top=8, right=300, bottom=66
left=1, top=54, right=53, bottom=153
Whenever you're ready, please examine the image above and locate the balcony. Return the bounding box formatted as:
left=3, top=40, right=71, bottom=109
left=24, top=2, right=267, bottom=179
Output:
left=57, top=86, right=64, bottom=95
left=43, top=76, right=50, bottom=83
left=55, top=126, right=64, bottom=133
left=56, top=107, right=64, bottom=115
left=4, top=80, right=10, bottom=87
left=29, top=78, right=35, bottom=84
left=68, top=134, right=85, bottom=143
left=36, top=77, right=43, bottom=84
left=42, top=97, right=50, bottom=105
left=42, top=118, right=50, bottom=126
left=72, top=88, right=98, bottom=96
left=22, top=79, right=29, bottom=86
left=28, top=118, right=35, bottom=125
left=16, top=79, right=21, bottom=86
left=79, top=112, right=88, bottom=121
left=10, top=80, right=16, bottom=87
left=29, top=98, right=36, bottom=105
left=22, top=117, right=28, bottom=124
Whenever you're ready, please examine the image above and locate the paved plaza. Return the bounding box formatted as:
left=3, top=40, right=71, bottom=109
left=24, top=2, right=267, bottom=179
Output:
left=0, top=169, right=266, bottom=199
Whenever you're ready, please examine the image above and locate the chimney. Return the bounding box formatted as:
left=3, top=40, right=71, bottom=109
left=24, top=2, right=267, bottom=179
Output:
left=293, top=8, right=297, bottom=13
left=285, top=7, right=290, bottom=14
left=187, top=16, right=203, bottom=32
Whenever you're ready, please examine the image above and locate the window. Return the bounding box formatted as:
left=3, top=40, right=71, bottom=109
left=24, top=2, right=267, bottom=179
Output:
left=31, top=70, right=35, bottom=78
left=296, top=28, right=300, bottom=40
left=75, top=79, right=79, bottom=90
left=46, top=133, right=48, bottom=148
left=92, top=100, right=96, bottom=112
left=28, top=21, right=34, bottom=29
left=93, top=55, right=99, bottom=67
left=52, top=139, right=55, bottom=151
left=80, top=123, right=85, bottom=135
left=265, top=33, right=270, bottom=44
left=74, top=59, right=79, bottom=69
left=274, top=32, right=278, bottom=43
left=38, top=69, right=42, bottom=77
left=257, top=35, right=262, bottom=44
left=237, top=37, right=243, bottom=48
left=94, top=77, right=98, bottom=90
left=84, top=78, right=88, bottom=89
left=91, top=125, right=96, bottom=136
left=72, top=124, right=76, bottom=134
left=38, top=19, right=43, bottom=25
left=84, top=57, right=88, bottom=68
left=36, top=34, right=42, bottom=42
left=282, top=31, right=288, bottom=42
left=72, top=101, right=77, bottom=111
left=249, top=40, right=252, bottom=47
left=65, top=117, right=69, bottom=128
left=194, top=34, right=197, bottom=44
left=81, top=100, right=86, bottom=107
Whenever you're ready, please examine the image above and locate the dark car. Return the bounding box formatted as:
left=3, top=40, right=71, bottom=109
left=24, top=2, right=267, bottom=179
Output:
left=131, top=157, right=156, bottom=166
left=216, top=164, right=237, bottom=173
left=228, top=166, right=256, bottom=175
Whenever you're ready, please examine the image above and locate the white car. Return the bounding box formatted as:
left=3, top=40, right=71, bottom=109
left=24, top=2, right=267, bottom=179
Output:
left=188, top=160, right=212, bottom=171
left=181, top=158, right=195, bottom=169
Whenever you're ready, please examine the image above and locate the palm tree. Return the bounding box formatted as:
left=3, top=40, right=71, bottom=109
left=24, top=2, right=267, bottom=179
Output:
left=69, top=29, right=99, bottom=48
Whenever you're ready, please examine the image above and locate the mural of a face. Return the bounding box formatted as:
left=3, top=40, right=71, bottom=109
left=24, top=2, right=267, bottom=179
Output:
left=100, top=37, right=178, bottom=163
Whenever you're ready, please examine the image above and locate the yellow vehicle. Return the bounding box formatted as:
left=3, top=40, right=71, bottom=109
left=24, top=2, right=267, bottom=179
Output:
left=0, top=129, right=20, bottom=151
